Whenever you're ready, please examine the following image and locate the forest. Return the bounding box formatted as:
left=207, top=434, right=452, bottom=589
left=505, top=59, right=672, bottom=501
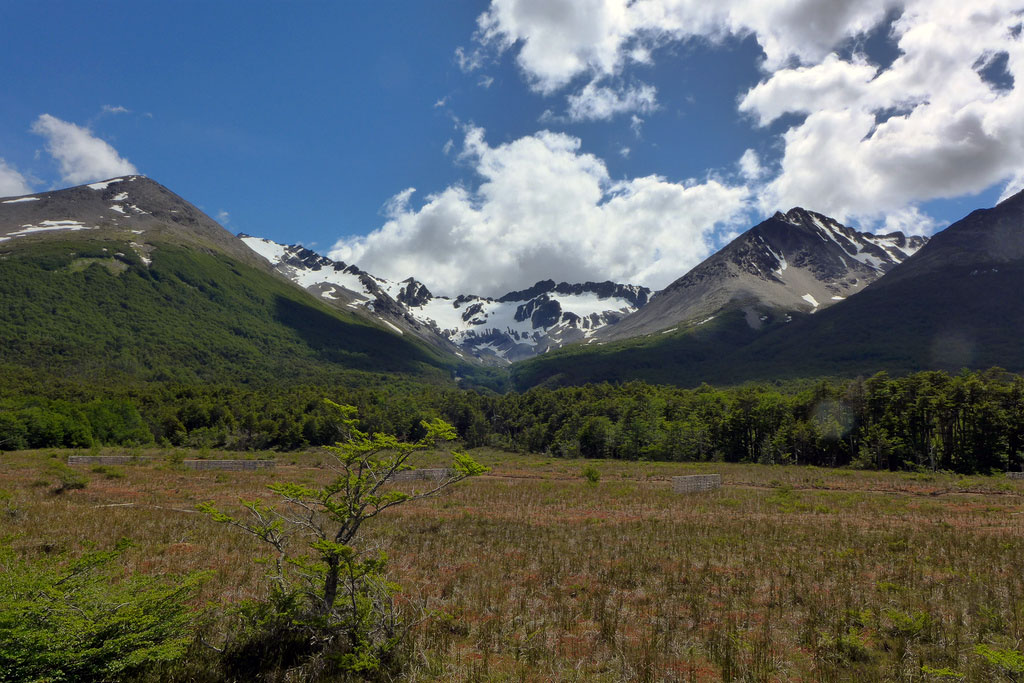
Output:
left=3, top=367, right=1023, bottom=474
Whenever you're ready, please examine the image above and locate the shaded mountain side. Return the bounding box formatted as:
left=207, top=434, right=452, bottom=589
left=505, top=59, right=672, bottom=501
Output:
left=509, top=308, right=778, bottom=390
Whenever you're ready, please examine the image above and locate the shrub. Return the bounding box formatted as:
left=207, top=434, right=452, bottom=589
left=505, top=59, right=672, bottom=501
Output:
left=0, top=539, right=205, bottom=682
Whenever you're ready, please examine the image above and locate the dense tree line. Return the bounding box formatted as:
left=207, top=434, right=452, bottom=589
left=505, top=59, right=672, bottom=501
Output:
left=3, top=368, right=1024, bottom=474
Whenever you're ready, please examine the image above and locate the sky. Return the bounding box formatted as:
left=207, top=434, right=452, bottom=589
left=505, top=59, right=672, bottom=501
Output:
left=2, top=1, right=1023, bottom=297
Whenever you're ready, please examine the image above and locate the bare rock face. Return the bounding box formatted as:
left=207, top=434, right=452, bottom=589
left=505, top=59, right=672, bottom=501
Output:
left=600, top=208, right=927, bottom=340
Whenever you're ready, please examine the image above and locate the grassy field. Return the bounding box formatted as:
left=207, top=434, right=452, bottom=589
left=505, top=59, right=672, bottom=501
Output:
left=2, top=448, right=1023, bottom=681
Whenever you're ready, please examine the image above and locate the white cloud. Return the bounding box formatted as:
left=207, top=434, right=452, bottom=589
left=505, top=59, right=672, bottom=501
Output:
left=474, top=0, right=1024, bottom=231
left=475, top=0, right=897, bottom=93
left=749, top=0, right=1024, bottom=224
left=566, top=80, right=658, bottom=121
left=330, top=127, right=750, bottom=295
left=31, top=114, right=137, bottom=186
left=101, top=104, right=130, bottom=115
left=216, top=210, right=230, bottom=225
left=0, top=159, right=33, bottom=197
left=478, top=75, right=495, bottom=88
left=737, top=149, right=764, bottom=181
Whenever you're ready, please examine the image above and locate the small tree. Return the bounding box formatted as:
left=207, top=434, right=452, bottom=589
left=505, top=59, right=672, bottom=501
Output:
left=199, top=401, right=486, bottom=678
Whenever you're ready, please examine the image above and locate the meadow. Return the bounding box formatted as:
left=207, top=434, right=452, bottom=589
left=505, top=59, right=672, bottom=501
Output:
left=2, top=448, right=1023, bottom=681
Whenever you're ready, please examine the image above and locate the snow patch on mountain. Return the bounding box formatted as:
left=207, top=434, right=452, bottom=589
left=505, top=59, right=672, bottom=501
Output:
left=239, top=234, right=650, bottom=362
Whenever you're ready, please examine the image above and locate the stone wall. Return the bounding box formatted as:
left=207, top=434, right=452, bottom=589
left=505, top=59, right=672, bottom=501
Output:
left=183, top=460, right=275, bottom=471
left=1007, top=472, right=1024, bottom=480
left=68, top=455, right=155, bottom=465
left=392, top=468, right=452, bottom=482
left=672, top=474, right=722, bottom=493
left=67, top=456, right=275, bottom=470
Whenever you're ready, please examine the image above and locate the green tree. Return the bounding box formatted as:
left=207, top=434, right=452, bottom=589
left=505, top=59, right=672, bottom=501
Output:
left=199, top=401, right=487, bottom=679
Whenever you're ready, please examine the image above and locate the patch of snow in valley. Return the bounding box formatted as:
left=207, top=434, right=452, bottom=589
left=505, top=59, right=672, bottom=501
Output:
left=802, top=293, right=820, bottom=308
left=112, top=192, right=129, bottom=201
left=661, top=327, right=678, bottom=334
left=382, top=320, right=404, bottom=335
left=831, top=296, right=845, bottom=301
left=110, top=204, right=126, bottom=214
left=2, top=196, right=39, bottom=203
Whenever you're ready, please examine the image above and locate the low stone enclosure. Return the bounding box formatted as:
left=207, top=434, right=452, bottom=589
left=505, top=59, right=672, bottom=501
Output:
left=1008, top=472, right=1024, bottom=480
left=392, top=468, right=452, bottom=482
left=68, top=455, right=275, bottom=471
left=672, top=474, right=722, bottom=493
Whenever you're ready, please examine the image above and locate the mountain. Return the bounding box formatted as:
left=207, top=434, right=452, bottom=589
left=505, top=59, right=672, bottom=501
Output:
left=0, top=177, right=462, bottom=385
left=240, top=235, right=650, bottom=363
left=726, top=188, right=1024, bottom=379
left=600, top=208, right=926, bottom=340
left=512, top=194, right=1024, bottom=389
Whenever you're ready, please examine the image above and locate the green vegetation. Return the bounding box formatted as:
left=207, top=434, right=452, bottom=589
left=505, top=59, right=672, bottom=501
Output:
left=0, top=238, right=459, bottom=385
left=0, top=539, right=204, bottom=682
left=6, top=367, right=1024, bottom=475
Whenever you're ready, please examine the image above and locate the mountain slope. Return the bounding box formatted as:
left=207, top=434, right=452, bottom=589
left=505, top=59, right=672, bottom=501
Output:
left=513, top=194, right=1023, bottom=389
left=601, top=208, right=925, bottom=340
left=0, top=178, right=461, bottom=385
left=240, top=235, right=650, bottom=362
left=727, top=188, right=1024, bottom=379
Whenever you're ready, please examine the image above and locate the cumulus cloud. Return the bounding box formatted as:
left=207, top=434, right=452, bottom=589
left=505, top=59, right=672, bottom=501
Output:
left=566, top=80, right=658, bottom=121
left=747, top=0, right=1024, bottom=225
left=100, top=104, right=130, bottom=115
left=31, top=114, right=137, bottom=186
left=330, top=127, right=750, bottom=296
left=475, top=0, right=897, bottom=93
left=474, top=0, right=1024, bottom=232
left=737, top=149, right=764, bottom=181
left=0, top=159, right=33, bottom=197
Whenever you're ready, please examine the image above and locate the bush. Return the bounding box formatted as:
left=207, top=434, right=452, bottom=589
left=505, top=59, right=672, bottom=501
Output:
left=0, top=539, right=205, bottom=682
left=581, top=465, right=601, bottom=484
left=45, top=462, right=87, bottom=493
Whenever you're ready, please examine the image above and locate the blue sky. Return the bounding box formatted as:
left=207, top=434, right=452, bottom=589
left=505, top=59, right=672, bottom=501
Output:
left=2, top=1, right=1021, bottom=296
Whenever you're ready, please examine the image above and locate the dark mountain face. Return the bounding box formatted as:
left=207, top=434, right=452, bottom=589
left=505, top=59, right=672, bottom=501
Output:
left=600, top=208, right=926, bottom=341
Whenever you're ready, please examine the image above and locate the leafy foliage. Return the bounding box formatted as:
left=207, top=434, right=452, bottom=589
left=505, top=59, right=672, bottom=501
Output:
left=0, top=540, right=204, bottom=683
left=0, top=239, right=457, bottom=385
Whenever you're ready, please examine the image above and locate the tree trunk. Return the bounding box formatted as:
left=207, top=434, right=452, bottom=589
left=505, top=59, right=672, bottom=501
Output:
left=322, top=556, right=339, bottom=614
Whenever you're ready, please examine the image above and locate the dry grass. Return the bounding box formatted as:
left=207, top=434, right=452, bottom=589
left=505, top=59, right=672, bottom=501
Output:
left=2, top=447, right=1023, bottom=681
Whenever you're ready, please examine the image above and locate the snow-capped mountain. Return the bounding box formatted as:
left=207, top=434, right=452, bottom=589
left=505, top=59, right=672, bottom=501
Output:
left=240, top=235, right=650, bottom=363
left=600, top=207, right=927, bottom=340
